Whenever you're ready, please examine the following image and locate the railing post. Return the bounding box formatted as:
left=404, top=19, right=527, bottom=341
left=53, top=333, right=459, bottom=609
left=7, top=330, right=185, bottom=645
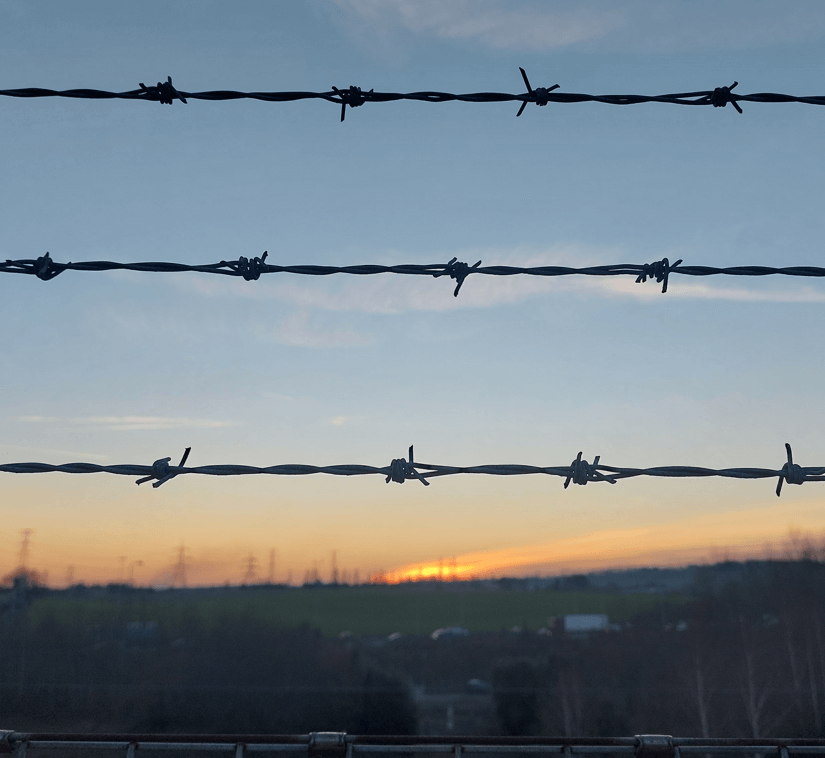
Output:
left=309, top=733, right=347, bottom=758
left=0, top=734, right=25, bottom=758
left=635, top=735, right=676, bottom=758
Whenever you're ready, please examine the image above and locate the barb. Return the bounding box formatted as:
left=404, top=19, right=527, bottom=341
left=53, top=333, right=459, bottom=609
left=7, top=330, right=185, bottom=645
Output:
left=219, top=251, right=269, bottom=281
left=138, top=76, right=187, bottom=105
left=776, top=442, right=807, bottom=497
left=635, top=257, right=683, bottom=293
left=385, top=445, right=429, bottom=486
left=3, top=443, right=824, bottom=497
left=3, top=72, right=825, bottom=121
left=135, top=447, right=191, bottom=488
left=705, top=81, right=743, bottom=113
left=332, top=85, right=373, bottom=121
left=563, top=452, right=617, bottom=488
left=431, top=257, right=482, bottom=296
left=516, top=67, right=560, bottom=117
left=2, top=251, right=66, bottom=280
left=5, top=252, right=825, bottom=296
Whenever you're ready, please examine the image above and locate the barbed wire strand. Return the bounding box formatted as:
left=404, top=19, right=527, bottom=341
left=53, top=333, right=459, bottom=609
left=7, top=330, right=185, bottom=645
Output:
left=3, top=72, right=825, bottom=120
left=4, top=252, right=825, bottom=296
left=2, top=443, right=822, bottom=498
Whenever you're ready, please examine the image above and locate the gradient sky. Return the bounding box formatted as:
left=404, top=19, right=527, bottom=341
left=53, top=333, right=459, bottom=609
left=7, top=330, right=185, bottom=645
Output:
left=2, top=0, right=825, bottom=587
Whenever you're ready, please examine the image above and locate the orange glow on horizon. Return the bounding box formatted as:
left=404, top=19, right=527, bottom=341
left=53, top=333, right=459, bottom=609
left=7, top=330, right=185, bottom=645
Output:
left=5, top=482, right=825, bottom=589
left=378, top=503, right=825, bottom=584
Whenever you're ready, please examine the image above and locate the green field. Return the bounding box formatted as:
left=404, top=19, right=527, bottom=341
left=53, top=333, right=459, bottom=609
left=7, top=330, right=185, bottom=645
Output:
left=25, top=584, right=683, bottom=637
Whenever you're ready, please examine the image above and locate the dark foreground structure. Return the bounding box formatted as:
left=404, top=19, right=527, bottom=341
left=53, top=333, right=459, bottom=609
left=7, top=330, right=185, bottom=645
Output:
left=2, top=733, right=825, bottom=758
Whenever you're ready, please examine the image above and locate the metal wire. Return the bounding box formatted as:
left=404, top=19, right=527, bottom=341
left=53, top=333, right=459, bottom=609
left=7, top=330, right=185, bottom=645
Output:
left=2, top=72, right=825, bottom=120
left=1, top=443, right=821, bottom=498
left=4, top=252, right=825, bottom=296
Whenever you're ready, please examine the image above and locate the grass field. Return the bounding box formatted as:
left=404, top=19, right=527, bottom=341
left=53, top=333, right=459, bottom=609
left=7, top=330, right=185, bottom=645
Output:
left=25, top=584, right=684, bottom=637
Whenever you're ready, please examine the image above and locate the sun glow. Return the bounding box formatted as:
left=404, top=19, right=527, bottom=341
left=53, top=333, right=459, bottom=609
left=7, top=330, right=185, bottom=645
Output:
left=378, top=502, right=825, bottom=584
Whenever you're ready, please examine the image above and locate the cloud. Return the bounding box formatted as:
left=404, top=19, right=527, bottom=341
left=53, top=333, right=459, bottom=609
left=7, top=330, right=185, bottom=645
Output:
left=596, top=277, right=825, bottom=303
left=0, top=444, right=110, bottom=462
left=331, top=416, right=348, bottom=426
left=332, top=0, right=624, bottom=50
left=262, top=392, right=298, bottom=403
left=17, top=415, right=233, bottom=431
left=90, top=291, right=375, bottom=349
left=254, top=310, right=374, bottom=348
left=331, top=0, right=825, bottom=53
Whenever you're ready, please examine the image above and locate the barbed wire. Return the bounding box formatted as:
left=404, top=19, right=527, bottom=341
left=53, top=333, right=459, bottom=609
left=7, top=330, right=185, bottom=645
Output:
left=3, top=71, right=825, bottom=120
left=4, top=252, right=825, bottom=296
left=1, top=444, right=821, bottom=498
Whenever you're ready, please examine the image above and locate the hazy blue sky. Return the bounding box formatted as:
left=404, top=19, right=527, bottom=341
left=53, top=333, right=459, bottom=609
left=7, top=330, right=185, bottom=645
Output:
left=2, top=0, right=825, bottom=586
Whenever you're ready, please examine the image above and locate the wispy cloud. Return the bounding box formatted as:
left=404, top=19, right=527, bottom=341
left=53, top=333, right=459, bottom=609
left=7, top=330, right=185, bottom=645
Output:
left=331, top=416, right=348, bottom=426
left=0, top=444, right=110, bottom=462
left=332, top=0, right=624, bottom=51
left=261, top=392, right=299, bottom=403
left=17, top=416, right=234, bottom=431
left=253, top=310, right=374, bottom=348
left=90, top=293, right=375, bottom=349
left=332, top=0, right=825, bottom=53
left=595, top=277, right=825, bottom=303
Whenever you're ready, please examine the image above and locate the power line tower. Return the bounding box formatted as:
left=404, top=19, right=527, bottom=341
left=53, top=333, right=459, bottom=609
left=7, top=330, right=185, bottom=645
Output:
left=268, top=549, right=276, bottom=584
left=243, top=553, right=257, bottom=584
left=19, top=529, right=33, bottom=568
left=171, top=544, right=188, bottom=587
left=129, top=559, right=144, bottom=586
left=330, top=550, right=339, bottom=585
left=65, top=565, right=74, bottom=587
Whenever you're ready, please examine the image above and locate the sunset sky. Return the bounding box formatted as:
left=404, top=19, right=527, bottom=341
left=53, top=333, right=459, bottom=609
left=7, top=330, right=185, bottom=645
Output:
left=3, top=1, right=825, bottom=587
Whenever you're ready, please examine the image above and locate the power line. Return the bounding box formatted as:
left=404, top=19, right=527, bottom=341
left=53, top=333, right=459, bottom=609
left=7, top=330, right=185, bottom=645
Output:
left=1, top=444, right=821, bottom=498
left=4, top=252, right=825, bottom=296
left=2, top=72, right=824, bottom=120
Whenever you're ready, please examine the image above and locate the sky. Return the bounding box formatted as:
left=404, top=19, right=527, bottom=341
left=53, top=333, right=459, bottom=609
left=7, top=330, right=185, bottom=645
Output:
left=2, top=0, right=825, bottom=587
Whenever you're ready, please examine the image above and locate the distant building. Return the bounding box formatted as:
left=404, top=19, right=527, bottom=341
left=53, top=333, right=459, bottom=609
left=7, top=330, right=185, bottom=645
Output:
left=563, top=613, right=609, bottom=635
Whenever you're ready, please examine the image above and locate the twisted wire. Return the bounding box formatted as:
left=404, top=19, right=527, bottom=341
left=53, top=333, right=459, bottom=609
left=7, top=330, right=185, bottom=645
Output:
left=2, top=73, right=825, bottom=120
left=2, top=444, right=822, bottom=497
left=4, top=252, right=825, bottom=296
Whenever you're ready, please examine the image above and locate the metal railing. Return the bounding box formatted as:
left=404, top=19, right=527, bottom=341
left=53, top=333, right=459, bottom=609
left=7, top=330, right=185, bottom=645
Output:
left=3, top=734, right=825, bottom=758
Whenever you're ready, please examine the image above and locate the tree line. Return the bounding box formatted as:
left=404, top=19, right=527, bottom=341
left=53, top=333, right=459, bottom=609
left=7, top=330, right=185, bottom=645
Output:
left=3, top=558, right=825, bottom=736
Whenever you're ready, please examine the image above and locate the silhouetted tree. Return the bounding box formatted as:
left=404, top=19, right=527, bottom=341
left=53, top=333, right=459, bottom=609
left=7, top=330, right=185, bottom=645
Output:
left=492, top=659, right=540, bottom=735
